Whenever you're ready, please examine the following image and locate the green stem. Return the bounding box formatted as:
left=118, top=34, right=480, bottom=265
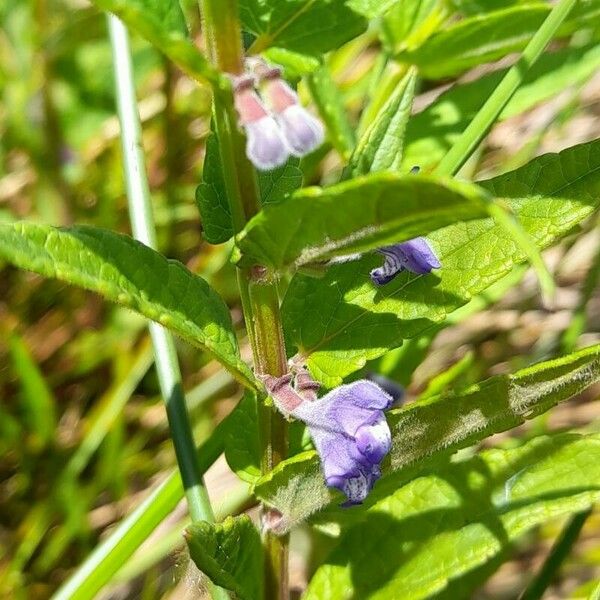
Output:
left=520, top=509, right=591, bottom=600
left=107, top=11, right=217, bottom=530
left=435, top=0, right=577, bottom=177
left=200, top=1, right=290, bottom=597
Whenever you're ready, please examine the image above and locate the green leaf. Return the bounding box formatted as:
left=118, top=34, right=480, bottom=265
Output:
left=0, top=223, right=256, bottom=388
left=307, top=64, right=356, bottom=159
left=401, top=4, right=551, bottom=79
left=346, top=67, right=417, bottom=177
left=241, top=0, right=367, bottom=55
left=235, top=173, right=491, bottom=270
left=196, top=132, right=232, bottom=244
left=224, top=392, right=262, bottom=484
left=90, top=0, right=220, bottom=86
left=197, top=135, right=302, bottom=244
left=255, top=344, right=600, bottom=532
left=185, top=515, right=263, bottom=600
left=404, top=43, right=600, bottom=171
left=282, top=139, right=600, bottom=387
left=346, top=0, right=399, bottom=18
left=400, top=0, right=600, bottom=79
left=9, top=334, right=57, bottom=448
left=262, top=48, right=321, bottom=78
left=259, top=157, right=304, bottom=207
left=450, top=0, right=529, bottom=15
left=305, top=432, right=600, bottom=600
left=381, top=0, right=449, bottom=54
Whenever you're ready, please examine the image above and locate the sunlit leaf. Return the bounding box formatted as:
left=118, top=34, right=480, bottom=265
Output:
left=282, top=140, right=600, bottom=386
left=234, top=174, right=491, bottom=270
left=255, top=344, right=600, bottom=532
left=306, top=432, right=600, bottom=599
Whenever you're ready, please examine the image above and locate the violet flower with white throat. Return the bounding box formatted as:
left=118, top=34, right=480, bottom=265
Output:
left=261, top=370, right=393, bottom=506
left=232, top=74, right=289, bottom=171
left=252, top=62, right=324, bottom=157
left=371, top=237, right=441, bottom=286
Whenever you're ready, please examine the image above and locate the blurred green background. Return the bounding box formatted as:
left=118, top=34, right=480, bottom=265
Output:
left=2, top=1, right=600, bottom=598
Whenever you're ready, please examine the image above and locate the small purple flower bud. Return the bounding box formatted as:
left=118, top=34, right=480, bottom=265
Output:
left=262, top=78, right=324, bottom=157
left=233, top=82, right=289, bottom=171
left=277, top=104, right=325, bottom=157
left=244, top=117, right=290, bottom=171
left=370, top=237, right=441, bottom=286
left=287, top=380, right=393, bottom=505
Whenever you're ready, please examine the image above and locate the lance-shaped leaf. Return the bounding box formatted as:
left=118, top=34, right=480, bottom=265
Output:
left=346, top=67, right=417, bottom=177
left=241, top=0, right=367, bottom=55
left=400, top=4, right=549, bottom=78
left=185, top=515, right=263, bottom=600
left=282, top=139, right=600, bottom=387
left=254, top=344, right=600, bottom=532
left=305, top=432, right=600, bottom=600
left=196, top=132, right=232, bottom=244
left=0, top=223, right=256, bottom=388
left=400, top=0, right=600, bottom=79
left=234, top=173, right=491, bottom=269
left=90, top=0, right=220, bottom=86
left=404, top=43, right=600, bottom=171
left=307, top=64, right=356, bottom=158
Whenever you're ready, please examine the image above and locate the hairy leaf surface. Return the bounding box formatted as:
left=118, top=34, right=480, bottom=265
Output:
left=255, top=345, right=600, bottom=531
left=235, top=174, right=490, bottom=269
left=186, top=515, right=263, bottom=600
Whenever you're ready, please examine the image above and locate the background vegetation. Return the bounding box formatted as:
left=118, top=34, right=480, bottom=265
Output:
left=1, top=0, right=600, bottom=598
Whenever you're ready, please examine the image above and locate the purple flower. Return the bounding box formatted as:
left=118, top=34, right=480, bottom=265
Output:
left=262, top=78, right=324, bottom=157
left=370, top=237, right=441, bottom=286
left=244, top=116, right=290, bottom=171
left=289, top=380, right=393, bottom=505
left=233, top=83, right=289, bottom=171
left=277, top=104, right=324, bottom=157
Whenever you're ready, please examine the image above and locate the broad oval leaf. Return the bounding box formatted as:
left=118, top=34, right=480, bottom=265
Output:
left=254, top=344, right=600, bottom=532
left=0, top=223, right=256, bottom=388
left=90, top=0, right=220, bottom=86
left=241, top=0, right=367, bottom=55
left=305, top=432, right=600, bottom=600
left=185, top=515, right=263, bottom=600
left=282, top=139, right=600, bottom=387
left=234, top=173, right=491, bottom=270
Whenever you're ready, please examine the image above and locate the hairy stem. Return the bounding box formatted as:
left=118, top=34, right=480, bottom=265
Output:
left=200, top=1, right=290, bottom=597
